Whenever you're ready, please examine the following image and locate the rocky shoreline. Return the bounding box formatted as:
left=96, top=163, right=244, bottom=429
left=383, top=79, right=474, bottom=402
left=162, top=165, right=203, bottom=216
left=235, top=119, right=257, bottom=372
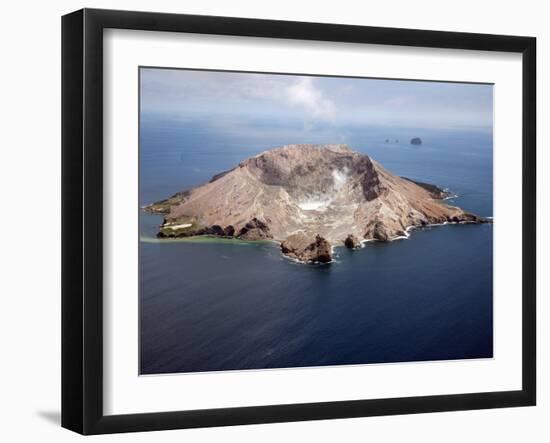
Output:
left=149, top=214, right=492, bottom=263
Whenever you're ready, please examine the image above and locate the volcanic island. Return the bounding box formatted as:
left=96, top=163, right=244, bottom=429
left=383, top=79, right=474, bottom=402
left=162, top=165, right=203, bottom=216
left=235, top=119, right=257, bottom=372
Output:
left=144, top=144, right=491, bottom=263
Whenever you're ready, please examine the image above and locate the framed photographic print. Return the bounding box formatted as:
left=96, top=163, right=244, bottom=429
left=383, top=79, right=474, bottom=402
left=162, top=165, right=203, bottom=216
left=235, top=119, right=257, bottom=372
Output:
left=61, top=8, right=536, bottom=435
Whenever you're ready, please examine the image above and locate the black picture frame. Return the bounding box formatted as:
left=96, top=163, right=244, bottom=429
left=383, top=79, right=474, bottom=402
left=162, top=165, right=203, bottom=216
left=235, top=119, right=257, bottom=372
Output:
left=62, top=8, right=536, bottom=435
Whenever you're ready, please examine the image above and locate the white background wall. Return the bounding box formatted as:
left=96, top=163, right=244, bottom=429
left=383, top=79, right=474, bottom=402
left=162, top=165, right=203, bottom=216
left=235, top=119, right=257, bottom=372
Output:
left=0, top=0, right=546, bottom=441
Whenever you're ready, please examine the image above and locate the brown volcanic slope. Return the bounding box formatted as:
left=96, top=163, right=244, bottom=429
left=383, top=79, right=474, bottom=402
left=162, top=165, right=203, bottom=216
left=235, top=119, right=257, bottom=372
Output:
left=145, top=144, right=489, bottom=263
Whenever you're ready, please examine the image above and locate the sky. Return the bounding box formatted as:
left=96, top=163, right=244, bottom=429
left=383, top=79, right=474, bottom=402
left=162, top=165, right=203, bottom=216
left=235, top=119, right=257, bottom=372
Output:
left=140, top=68, right=493, bottom=132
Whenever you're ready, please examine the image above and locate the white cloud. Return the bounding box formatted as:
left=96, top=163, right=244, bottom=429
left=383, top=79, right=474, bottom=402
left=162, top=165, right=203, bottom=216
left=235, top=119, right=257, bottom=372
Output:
left=383, top=95, right=416, bottom=107
left=142, top=71, right=338, bottom=124
left=286, top=78, right=336, bottom=121
left=141, top=69, right=493, bottom=130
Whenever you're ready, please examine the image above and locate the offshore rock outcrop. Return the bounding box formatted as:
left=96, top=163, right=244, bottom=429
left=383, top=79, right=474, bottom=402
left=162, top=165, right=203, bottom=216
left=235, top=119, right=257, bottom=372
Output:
left=281, top=233, right=332, bottom=264
left=344, top=234, right=361, bottom=249
left=145, top=144, right=491, bottom=263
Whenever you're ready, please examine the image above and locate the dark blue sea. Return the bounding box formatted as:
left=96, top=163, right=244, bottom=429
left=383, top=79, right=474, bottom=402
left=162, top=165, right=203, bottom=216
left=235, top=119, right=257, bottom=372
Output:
left=139, top=118, right=493, bottom=374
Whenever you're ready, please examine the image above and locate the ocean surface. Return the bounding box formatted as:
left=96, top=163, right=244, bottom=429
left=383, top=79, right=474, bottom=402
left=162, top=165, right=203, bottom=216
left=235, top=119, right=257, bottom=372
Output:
left=139, top=118, right=493, bottom=374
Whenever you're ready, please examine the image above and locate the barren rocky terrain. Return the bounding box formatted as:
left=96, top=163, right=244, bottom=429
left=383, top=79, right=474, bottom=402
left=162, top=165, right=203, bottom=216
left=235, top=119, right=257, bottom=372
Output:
left=145, top=144, right=490, bottom=263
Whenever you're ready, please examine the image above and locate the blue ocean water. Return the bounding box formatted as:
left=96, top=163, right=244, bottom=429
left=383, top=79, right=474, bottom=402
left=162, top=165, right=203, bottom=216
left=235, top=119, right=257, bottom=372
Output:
left=139, top=118, right=493, bottom=374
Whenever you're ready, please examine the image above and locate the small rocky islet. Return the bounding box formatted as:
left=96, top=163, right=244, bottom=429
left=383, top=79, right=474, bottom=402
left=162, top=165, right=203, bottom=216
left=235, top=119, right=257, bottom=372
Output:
left=144, top=144, right=491, bottom=264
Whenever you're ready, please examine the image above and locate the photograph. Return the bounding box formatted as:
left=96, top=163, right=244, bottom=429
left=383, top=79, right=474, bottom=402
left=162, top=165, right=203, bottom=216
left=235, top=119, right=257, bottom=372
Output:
left=138, top=67, right=494, bottom=375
